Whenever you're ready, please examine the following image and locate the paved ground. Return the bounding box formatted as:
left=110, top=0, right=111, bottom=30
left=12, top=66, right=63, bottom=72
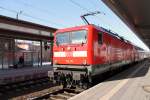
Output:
left=69, top=59, right=150, bottom=100
left=0, top=66, right=52, bottom=85
left=0, top=66, right=52, bottom=77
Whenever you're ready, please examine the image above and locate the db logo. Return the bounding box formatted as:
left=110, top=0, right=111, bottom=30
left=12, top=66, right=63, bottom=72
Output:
left=67, top=47, right=71, bottom=51
left=66, top=52, right=72, bottom=57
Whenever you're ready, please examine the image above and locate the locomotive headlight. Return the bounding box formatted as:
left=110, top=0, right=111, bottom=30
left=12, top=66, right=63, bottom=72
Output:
left=67, top=46, right=71, bottom=51
left=83, top=60, right=87, bottom=65
left=54, top=60, right=58, bottom=64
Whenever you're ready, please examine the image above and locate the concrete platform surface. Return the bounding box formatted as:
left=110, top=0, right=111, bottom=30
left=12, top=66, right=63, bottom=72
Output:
left=69, top=60, right=150, bottom=100
left=0, top=66, right=52, bottom=85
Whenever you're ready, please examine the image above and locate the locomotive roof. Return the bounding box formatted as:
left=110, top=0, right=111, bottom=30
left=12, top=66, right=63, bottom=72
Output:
left=56, top=24, right=142, bottom=49
left=93, top=25, right=128, bottom=42
left=94, top=25, right=143, bottom=49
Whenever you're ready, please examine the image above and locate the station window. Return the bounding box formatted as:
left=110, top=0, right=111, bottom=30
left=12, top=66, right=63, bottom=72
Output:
left=98, top=32, right=103, bottom=44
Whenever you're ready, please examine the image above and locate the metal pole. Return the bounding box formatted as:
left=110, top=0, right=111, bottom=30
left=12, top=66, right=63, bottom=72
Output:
left=38, top=52, right=39, bottom=67
left=31, top=52, right=33, bottom=67
left=40, top=41, right=42, bottom=67
left=50, top=41, right=53, bottom=65
left=16, top=11, right=23, bottom=20
left=13, top=39, right=15, bottom=68
left=2, top=40, right=3, bottom=70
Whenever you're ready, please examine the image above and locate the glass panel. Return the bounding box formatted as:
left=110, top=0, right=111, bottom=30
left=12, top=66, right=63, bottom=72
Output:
left=98, top=32, right=103, bottom=44
left=0, top=39, right=3, bottom=69
left=24, top=52, right=32, bottom=66
left=42, top=42, right=52, bottom=67
left=71, top=30, right=87, bottom=44
left=33, top=52, right=40, bottom=67
left=15, top=39, right=32, bottom=67
left=14, top=39, right=52, bottom=68
left=0, top=52, right=2, bottom=69
left=56, top=32, right=69, bottom=45
left=2, top=38, right=14, bottom=69
left=15, top=39, right=41, bottom=67
left=3, top=53, right=8, bottom=69
left=0, top=38, right=53, bottom=69
left=8, top=40, right=14, bottom=68
left=32, top=41, right=41, bottom=67
left=56, top=30, right=87, bottom=45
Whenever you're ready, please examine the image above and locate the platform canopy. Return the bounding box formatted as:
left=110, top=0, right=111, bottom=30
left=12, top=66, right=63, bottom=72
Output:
left=103, top=0, right=150, bottom=49
left=0, top=15, right=57, bottom=41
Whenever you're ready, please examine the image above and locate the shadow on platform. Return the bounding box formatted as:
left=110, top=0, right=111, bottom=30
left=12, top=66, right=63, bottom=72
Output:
left=104, top=59, right=150, bottom=82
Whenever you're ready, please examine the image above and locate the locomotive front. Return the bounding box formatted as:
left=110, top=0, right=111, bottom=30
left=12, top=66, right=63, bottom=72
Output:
left=53, top=29, right=88, bottom=66
left=48, top=26, right=92, bottom=87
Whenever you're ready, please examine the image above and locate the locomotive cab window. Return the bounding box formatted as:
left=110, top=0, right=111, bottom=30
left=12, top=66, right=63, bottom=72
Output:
left=56, top=30, right=87, bottom=45
left=98, top=32, right=103, bottom=44
left=71, top=30, right=87, bottom=44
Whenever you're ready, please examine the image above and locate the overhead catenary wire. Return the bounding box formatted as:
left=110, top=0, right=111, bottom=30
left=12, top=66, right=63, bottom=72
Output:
left=88, top=0, right=98, bottom=9
left=0, top=6, right=18, bottom=13
left=0, top=6, right=65, bottom=27
left=69, top=0, right=106, bottom=25
left=69, top=0, right=105, bottom=15
left=69, top=0, right=91, bottom=12
left=12, top=0, right=74, bottom=22
left=14, top=0, right=57, bottom=16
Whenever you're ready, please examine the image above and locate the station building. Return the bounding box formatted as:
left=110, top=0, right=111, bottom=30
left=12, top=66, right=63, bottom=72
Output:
left=0, top=15, right=56, bottom=69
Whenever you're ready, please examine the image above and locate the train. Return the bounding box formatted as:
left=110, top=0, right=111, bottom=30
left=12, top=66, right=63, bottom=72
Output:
left=48, top=24, right=148, bottom=88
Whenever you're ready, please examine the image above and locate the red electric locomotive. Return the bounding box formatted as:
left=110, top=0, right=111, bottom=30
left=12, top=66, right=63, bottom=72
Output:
left=48, top=11, right=145, bottom=87
left=48, top=24, right=143, bottom=87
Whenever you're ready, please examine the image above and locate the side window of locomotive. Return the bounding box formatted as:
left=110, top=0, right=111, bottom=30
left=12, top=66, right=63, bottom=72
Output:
left=98, top=32, right=103, bottom=44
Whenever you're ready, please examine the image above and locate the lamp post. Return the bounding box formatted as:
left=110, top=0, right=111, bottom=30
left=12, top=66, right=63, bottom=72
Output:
left=16, top=11, right=23, bottom=20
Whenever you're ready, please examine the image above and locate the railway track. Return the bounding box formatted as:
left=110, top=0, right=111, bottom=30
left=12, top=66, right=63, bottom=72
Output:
left=31, top=87, right=84, bottom=100
left=0, top=75, right=85, bottom=100
left=11, top=85, right=84, bottom=100
left=0, top=77, right=54, bottom=99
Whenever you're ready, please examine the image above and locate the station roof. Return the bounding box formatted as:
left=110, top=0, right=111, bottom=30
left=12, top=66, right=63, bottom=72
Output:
left=102, top=0, right=150, bottom=49
left=0, top=15, right=57, bottom=41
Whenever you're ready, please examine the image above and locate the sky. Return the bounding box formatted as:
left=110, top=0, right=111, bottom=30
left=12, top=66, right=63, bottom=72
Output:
left=0, top=0, right=149, bottom=51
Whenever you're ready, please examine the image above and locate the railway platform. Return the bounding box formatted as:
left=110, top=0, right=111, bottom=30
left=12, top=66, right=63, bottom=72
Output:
left=0, top=66, right=52, bottom=85
left=69, top=59, right=150, bottom=100
left=0, top=15, right=56, bottom=85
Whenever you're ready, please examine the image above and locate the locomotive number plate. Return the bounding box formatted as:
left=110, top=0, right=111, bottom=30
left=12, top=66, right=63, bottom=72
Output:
left=66, top=52, right=73, bottom=57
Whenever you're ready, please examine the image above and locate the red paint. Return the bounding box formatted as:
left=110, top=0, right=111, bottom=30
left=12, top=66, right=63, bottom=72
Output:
left=53, top=25, right=143, bottom=66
